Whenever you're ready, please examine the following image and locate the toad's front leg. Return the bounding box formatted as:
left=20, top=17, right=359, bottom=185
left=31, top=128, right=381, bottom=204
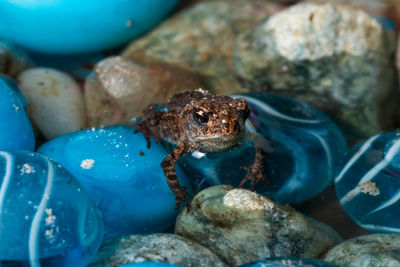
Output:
left=161, top=141, right=191, bottom=210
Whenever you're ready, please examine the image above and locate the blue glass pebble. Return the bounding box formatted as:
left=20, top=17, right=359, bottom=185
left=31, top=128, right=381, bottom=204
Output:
left=335, top=131, right=400, bottom=233
left=171, top=92, right=347, bottom=203
left=0, top=0, right=179, bottom=54
left=0, top=150, right=103, bottom=267
left=239, top=257, right=336, bottom=267
left=38, top=125, right=192, bottom=239
left=0, top=76, right=34, bottom=151
left=0, top=74, right=28, bottom=108
left=119, top=262, right=180, bottom=267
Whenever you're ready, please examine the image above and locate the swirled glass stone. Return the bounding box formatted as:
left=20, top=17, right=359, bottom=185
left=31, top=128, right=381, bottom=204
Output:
left=335, top=131, right=400, bottom=233
left=170, top=92, right=347, bottom=203
left=0, top=150, right=103, bottom=266
left=0, top=76, right=34, bottom=151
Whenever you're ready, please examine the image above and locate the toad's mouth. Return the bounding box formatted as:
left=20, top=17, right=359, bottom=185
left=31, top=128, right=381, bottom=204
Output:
left=194, top=132, right=247, bottom=153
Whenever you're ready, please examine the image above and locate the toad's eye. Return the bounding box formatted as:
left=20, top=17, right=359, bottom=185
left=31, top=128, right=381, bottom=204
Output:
left=193, top=109, right=209, bottom=125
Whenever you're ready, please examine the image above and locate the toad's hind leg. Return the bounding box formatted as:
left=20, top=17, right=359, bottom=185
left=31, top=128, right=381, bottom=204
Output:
left=161, top=141, right=191, bottom=210
left=239, top=147, right=269, bottom=190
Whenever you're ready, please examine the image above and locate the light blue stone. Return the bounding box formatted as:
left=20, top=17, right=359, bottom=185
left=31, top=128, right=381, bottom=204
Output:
left=0, top=0, right=179, bottom=54
left=119, top=262, right=180, bottom=267
left=0, top=150, right=103, bottom=266
left=38, top=125, right=192, bottom=239
left=169, top=92, right=347, bottom=204
left=0, top=74, right=28, bottom=108
left=0, top=76, right=34, bottom=151
left=239, top=257, right=336, bottom=267
left=335, top=131, right=400, bottom=234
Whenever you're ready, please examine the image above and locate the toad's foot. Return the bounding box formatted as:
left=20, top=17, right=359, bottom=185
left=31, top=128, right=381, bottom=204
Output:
left=172, top=186, right=191, bottom=211
left=239, top=164, right=269, bottom=191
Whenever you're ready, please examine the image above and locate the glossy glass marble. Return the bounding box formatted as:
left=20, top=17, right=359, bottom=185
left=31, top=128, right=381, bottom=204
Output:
left=240, top=257, right=336, bottom=267
left=0, top=0, right=179, bottom=54
left=119, top=262, right=180, bottom=267
left=0, top=150, right=103, bottom=267
left=0, top=74, right=28, bottom=108
left=170, top=92, right=347, bottom=204
left=38, top=126, right=191, bottom=239
left=335, top=131, right=400, bottom=233
left=0, top=76, right=34, bottom=151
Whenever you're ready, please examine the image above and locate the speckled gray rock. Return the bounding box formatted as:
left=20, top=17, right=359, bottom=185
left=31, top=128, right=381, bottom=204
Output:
left=234, top=2, right=398, bottom=139
left=175, top=185, right=342, bottom=266
left=88, top=233, right=228, bottom=267
left=84, top=56, right=205, bottom=127
left=0, top=40, right=33, bottom=78
left=122, top=1, right=285, bottom=94
left=323, top=234, right=400, bottom=267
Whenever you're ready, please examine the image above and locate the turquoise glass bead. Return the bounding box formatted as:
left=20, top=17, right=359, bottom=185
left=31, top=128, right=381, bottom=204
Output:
left=0, top=151, right=103, bottom=267
left=0, top=0, right=179, bottom=54
left=38, top=126, right=192, bottom=239
left=0, top=76, right=34, bottom=151
left=335, top=131, right=400, bottom=233
left=119, top=262, right=180, bottom=267
left=239, top=257, right=336, bottom=267
left=171, top=92, right=347, bottom=203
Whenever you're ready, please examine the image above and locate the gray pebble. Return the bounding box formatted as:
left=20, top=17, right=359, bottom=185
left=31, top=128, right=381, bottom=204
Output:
left=323, top=234, right=400, bottom=267
left=88, top=233, right=228, bottom=267
left=175, top=185, right=342, bottom=266
left=84, top=56, right=205, bottom=127
left=233, top=2, right=398, bottom=139
left=122, top=1, right=285, bottom=95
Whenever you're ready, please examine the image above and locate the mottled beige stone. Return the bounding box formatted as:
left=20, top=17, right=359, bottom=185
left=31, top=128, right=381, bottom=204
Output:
left=122, top=0, right=285, bottom=95
left=84, top=56, right=205, bottom=127
left=234, top=2, right=398, bottom=139
left=89, top=233, right=228, bottom=267
left=323, top=234, right=400, bottom=267
left=176, top=185, right=342, bottom=266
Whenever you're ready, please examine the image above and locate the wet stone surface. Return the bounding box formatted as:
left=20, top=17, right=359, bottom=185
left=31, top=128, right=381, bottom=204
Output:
left=233, top=2, right=399, bottom=140
left=175, top=185, right=342, bottom=266
left=17, top=67, right=87, bottom=139
left=323, top=234, right=400, bottom=267
left=85, top=56, right=205, bottom=127
left=89, top=233, right=228, bottom=267
left=122, top=0, right=285, bottom=94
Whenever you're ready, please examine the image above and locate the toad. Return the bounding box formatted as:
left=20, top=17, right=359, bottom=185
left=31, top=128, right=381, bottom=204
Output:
left=135, top=89, right=269, bottom=209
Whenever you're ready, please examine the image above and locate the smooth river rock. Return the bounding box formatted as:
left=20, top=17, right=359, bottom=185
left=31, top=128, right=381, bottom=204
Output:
left=84, top=56, right=205, bottom=127
left=323, top=234, right=400, bottom=267
left=122, top=0, right=285, bottom=95
left=89, top=233, right=228, bottom=267
left=17, top=67, right=86, bottom=139
left=175, top=185, right=342, bottom=266
left=233, top=2, right=399, bottom=139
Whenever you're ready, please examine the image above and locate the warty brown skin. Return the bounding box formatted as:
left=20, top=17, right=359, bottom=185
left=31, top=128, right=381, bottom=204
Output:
left=135, top=89, right=267, bottom=210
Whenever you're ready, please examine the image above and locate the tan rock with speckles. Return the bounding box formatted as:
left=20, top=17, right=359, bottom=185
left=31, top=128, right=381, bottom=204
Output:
left=88, top=233, right=228, bottom=267
left=84, top=56, right=205, bottom=127
left=234, top=2, right=398, bottom=140
left=175, top=185, right=342, bottom=266
left=122, top=0, right=285, bottom=95
left=323, top=234, right=400, bottom=266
